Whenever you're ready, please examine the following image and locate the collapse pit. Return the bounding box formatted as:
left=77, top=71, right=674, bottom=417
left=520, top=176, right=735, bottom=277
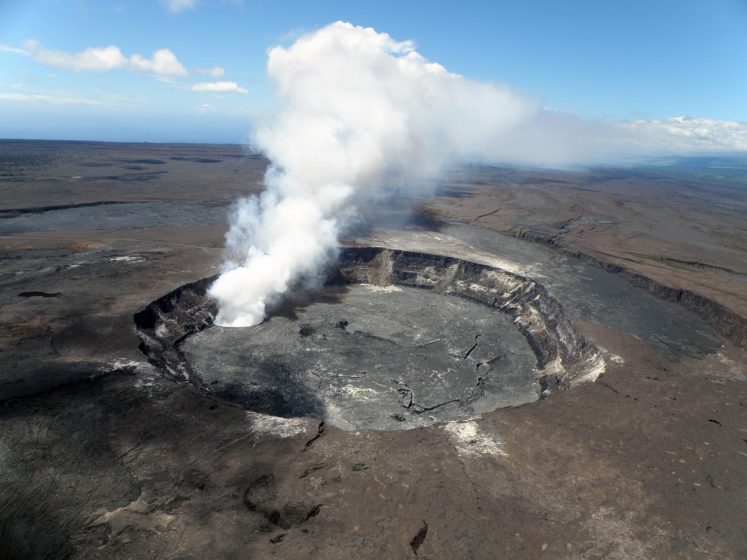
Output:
left=134, top=247, right=603, bottom=430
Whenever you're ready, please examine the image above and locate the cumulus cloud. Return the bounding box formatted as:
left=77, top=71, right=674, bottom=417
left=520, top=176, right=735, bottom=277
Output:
left=129, top=48, right=188, bottom=76
left=196, top=66, right=225, bottom=77
left=12, top=40, right=188, bottom=76
left=495, top=113, right=747, bottom=166
left=191, top=81, right=248, bottom=93
left=619, top=116, right=747, bottom=153
left=161, top=0, right=196, bottom=13
left=22, top=40, right=127, bottom=71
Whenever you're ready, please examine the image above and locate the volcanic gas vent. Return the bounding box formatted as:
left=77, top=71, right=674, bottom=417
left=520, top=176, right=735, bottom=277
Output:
left=134, top=247, right=603, bottom=431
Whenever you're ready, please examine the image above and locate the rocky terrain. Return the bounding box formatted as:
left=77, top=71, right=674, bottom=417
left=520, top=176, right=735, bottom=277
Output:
left=0, top=141, right=745, bottom=559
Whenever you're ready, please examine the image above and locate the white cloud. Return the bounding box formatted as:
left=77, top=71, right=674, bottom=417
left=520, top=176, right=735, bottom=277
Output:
left=0, top=43, right=30, bottom=55
left=197, top=103, right=216, bottom=113
left=23, top=40, right=127, bottom=71
left=196, top=66, right=225, bottom=77
left=160, top=0, right=244, bottom=13
left=162, top=0, right=196, bottom=13
left=0, top=92, right=104, bottom=105
left=618, top=116, right=747, bottom=153
left=130, top=48, right=188, bottom=76
left=191, top=81, right=248, bottom=93
left=13, top=40, right=188, bottom=77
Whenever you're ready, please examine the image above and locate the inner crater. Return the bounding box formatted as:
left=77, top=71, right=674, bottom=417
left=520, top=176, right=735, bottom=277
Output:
left=134, top=247, right=604, bottom=431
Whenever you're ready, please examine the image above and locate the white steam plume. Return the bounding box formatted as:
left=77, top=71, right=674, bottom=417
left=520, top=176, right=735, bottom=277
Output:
left=209, top=21, right=747, bottom=327
left=209, top=21, right=537, bottom=326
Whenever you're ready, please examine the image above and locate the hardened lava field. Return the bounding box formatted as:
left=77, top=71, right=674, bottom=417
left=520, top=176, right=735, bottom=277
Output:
left=3, top=142, right=746, bottom=559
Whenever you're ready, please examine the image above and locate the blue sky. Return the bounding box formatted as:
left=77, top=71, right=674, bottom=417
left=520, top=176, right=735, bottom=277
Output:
left=0, top=0, right=745, bottom=143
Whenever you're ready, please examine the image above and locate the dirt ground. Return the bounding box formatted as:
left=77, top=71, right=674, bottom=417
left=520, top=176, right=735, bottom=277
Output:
left=0, top=141, right=745, bottom=559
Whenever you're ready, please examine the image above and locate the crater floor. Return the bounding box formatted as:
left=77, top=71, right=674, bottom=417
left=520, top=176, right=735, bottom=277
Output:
left=183, top=284, right=539, bottom=430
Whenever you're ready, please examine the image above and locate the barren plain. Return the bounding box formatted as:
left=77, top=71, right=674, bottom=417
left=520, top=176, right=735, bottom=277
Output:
left=1, top=140, right=745, bottom=559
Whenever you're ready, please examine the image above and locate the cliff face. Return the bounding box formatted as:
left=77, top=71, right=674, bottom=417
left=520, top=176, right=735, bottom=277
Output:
left=134, top=274, right=218, bottom=387
left=511, top=228, right=747, bottom=348
left=336, top=248, right=604, bottom=392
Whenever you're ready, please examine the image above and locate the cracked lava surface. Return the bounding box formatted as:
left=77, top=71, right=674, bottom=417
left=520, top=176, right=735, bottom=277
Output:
left=184, top=283, right=539, bottom=430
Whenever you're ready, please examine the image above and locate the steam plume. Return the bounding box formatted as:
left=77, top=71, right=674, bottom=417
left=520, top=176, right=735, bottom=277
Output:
left=209, top=21, right=539, bottom=326
left=209, top=21, right=746, bottom=327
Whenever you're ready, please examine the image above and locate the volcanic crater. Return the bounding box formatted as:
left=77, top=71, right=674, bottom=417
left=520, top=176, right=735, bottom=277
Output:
left=134, top=247, right=604, bottom=430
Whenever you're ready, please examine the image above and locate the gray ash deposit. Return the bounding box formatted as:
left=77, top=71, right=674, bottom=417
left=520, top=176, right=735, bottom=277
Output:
left=134, top=247, right=604, bottom=430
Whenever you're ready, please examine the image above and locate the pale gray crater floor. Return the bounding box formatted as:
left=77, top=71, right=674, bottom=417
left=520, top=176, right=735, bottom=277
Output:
left=183, top=284, right=539, bottom=431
